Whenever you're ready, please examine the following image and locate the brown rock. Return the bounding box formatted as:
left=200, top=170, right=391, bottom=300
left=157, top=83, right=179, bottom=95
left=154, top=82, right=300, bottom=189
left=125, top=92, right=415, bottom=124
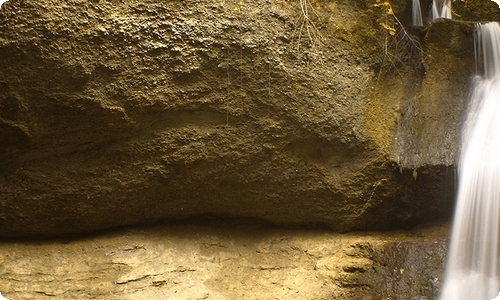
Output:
left=0, top=221, right=449, bottom=299
left=0, top=0, right=498, bottom=237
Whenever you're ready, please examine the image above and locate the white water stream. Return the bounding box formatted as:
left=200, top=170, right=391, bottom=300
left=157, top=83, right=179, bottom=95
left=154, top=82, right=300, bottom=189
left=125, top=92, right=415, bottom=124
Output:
left=412, top=0, right=423, bottom=26
left=431, top=0, right=452, bottom=21
left=439, top=22, right=500, bottom=300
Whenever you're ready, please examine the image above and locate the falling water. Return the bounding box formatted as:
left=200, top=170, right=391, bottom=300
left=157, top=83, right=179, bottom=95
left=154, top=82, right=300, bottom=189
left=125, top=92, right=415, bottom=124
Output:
left=412, top=0, right=423, bottom=26
left=439, top=22, right=500, bottom=300
left=431, top=0, right=439, bottom=20
left=430, top=0, right=452, bottom=21
left=440, top=0, right=451, bottom=19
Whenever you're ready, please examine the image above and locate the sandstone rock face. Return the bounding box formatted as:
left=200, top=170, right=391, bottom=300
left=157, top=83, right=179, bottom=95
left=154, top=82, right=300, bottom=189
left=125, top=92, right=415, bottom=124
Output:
left=0, top=0, right=498, bottom=237
left=0, top=221, right=448, bottom=300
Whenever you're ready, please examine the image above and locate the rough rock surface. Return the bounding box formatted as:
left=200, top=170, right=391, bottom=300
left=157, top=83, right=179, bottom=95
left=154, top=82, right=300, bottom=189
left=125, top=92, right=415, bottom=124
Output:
left=0, top=0, right=499, bottom=237
left=0, top=221, right=448, bottom=300
left=0, top=1, right=498, bottom=299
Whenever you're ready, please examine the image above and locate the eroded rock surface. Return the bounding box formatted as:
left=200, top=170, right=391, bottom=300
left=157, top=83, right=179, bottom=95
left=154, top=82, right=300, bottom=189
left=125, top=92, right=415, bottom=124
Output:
left=0, top=0, right=498, bottom=237
left=0, top=221, right=448, bottom=300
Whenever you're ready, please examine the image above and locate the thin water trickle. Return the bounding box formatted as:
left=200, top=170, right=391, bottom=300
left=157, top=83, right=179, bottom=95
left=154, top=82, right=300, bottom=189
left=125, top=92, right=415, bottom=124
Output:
left=412, top=0, right=423, bottom=26
left=439, top=22, right=500, bottom=300
left=430, top=0, right=452, bottom=21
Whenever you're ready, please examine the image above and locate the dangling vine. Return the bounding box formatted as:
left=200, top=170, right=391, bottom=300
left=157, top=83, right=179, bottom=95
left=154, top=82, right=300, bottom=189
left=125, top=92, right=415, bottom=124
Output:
left=373, top=0, right=424, bottom=77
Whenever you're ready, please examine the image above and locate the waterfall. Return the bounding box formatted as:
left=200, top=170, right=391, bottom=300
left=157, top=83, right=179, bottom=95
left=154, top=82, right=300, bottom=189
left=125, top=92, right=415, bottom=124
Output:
left=412, top=0, right=423, bottom=26
left=430, top=0, right=452, bottom=21
left=440, top=0, right=452, bottom=19
left=439, top=22, right=500, bottom=300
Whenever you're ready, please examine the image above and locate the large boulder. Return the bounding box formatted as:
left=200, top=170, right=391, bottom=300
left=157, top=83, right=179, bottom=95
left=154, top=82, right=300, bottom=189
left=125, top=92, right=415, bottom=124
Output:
left=0, top=0, right=498, bottom=237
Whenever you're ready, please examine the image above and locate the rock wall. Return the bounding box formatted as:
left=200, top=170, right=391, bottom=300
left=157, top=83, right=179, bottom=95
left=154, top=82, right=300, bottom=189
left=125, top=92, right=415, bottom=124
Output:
left=0, top=0, right=499, bottom=237
left=1, top=1, right=499, bottom=299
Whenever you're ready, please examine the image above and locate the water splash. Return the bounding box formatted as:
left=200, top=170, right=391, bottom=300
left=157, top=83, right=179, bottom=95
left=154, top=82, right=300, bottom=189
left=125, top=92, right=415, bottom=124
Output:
left=439, top=22, right=500, bottom=300
left=430, top=0, right=452, bottom=21
left=412, top=0, right=423, bottom=26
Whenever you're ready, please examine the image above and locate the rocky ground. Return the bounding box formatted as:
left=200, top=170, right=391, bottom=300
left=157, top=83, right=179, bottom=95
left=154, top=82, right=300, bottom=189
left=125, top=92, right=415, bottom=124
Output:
left=0, top=220, right=449, bottom=300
